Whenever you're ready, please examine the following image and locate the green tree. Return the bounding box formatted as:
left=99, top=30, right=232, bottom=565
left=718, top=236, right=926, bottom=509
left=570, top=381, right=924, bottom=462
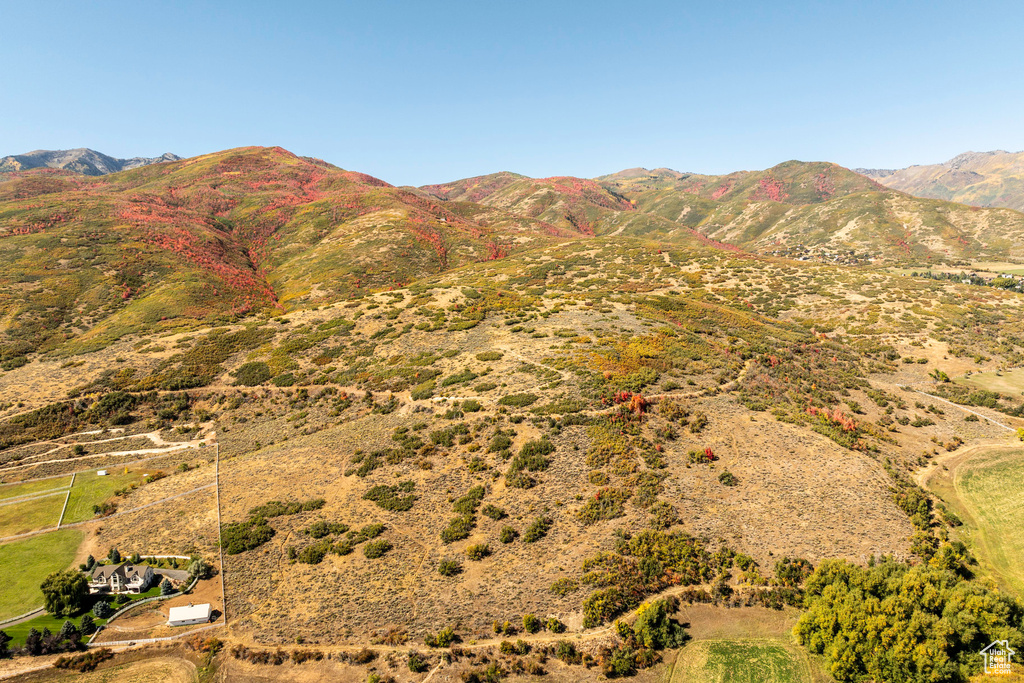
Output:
left=438, top=559, right=462, bottom=576
left=40, top=570, right=88, bottom=618
left=160, top=578, right=174, bottom=595
left=632, top=599, right=687, bottom=649
left=188, top=557, right=214, bottom=580
left=57, top=620, right=79, bottom=644
left=0, top=630, right=11, bottom=658
left=795, top=556, right=1024, bottom=683
left=79, top=614, right=96, bottom=635
left=107, top=547, right=121, bottom=563
left=24, top=628, right=41, bottom=656
left=424, top=626, right=456, bottom=648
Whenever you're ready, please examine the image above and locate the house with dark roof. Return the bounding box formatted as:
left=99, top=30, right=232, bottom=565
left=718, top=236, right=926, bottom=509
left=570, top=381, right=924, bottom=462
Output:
left=88, top=563, right=155, bottom=594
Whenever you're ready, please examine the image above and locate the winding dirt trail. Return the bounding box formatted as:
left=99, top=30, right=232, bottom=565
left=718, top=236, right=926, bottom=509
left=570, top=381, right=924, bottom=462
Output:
left=1, top=429, right=214, bottom=474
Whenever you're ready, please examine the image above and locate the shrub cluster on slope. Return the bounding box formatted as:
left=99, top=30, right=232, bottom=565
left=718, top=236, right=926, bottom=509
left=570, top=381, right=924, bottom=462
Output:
left=796, top=557, right=1024, bottom=683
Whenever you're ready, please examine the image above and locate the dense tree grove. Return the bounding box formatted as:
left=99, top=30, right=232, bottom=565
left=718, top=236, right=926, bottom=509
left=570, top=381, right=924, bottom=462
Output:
left=40, top=570, right=88, bottom=618
left=795, top=557, right=1024, bottom=682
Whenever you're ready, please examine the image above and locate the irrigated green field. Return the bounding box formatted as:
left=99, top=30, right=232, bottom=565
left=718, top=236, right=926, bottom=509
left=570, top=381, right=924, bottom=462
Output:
left=0, top=468, right=147, bottom=535
left=956, top=368, right=1024, bottom=396
left=955, top=449, right=1024, bottom=596
left=0, top=491, right=65, bottom=537
left=0, top=475, right=71, bottom=501
left=671, top=638, right=823, bottom=683
left=62, top=468, right=147, bottom=524
left=0, top=528, right=83, bottom=619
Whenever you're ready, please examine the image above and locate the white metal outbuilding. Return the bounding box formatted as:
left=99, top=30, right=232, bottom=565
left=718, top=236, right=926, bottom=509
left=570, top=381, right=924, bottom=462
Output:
left=167, top=603, right=212, bottom=627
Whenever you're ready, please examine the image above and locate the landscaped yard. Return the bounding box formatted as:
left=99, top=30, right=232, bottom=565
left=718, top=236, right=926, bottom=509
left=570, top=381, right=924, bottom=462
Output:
left=0, top=492, right=65, bottom=537
left=3, top=585, right=164, bottom=647
left=62, top=468, right=148, bottom=524
left=0, top=529, right=83, bottom=619
left=2, top=611, right=109, bottom=647
left=0, top=475, right=71, bottom=501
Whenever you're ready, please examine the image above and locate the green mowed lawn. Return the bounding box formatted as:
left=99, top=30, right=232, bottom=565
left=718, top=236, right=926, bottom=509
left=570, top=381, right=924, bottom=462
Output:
left=3, top=611, right=108, bottom=647
left=672, top=639, right=820, bottom=683
left=0, top=475, right=71, bottom=501
left=0, top=492, right=65, bottom=537
left=3, top=586, right=163, bottom=646
left=4, top=589, right=163, bottom=647
left=0, top=529, right=83, bottom=619
left=62, top=468, right=147, bottom=524
left=956, top=449, right=1024, bottom=596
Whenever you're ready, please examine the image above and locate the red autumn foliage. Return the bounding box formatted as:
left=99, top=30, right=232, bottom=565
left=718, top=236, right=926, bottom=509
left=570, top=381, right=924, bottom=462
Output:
left=537, top=177, right=634, bottom=212
left=711, top=181, right=734, bottom=200
left=814, top=171, right=836, bottom=199
left=409, top=220, right=450, bottom=271
left=683, top=227, right=745, bottom=254
left=486, top=240, right=510, bottom=260
left=564, top=206, right=595, bottom=236
left=750, top=173, right=788, bottom=202
left=607, top=391, right=649, bottom=415
left=805, top=405, right=857, bottom=432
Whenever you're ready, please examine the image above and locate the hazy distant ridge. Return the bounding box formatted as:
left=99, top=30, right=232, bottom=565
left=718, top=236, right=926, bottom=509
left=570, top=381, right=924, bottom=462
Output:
left=0, top=148, right=181, bottom=176
left=857, top=150, right=1024, bottom=211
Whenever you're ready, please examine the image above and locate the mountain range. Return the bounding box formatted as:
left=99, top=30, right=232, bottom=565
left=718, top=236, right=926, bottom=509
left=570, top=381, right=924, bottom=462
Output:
left=857, top=150, right=1024, bottom=211
left=4, top=145, right=1024, bottom=366
left=0, top=148, right=180, bottom=176
left=3, top=145, right=1024, bottom=681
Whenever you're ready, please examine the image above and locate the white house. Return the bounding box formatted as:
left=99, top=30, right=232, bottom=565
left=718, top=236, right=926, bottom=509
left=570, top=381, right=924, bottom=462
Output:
left=88, top=563, right=154, bottom=594
left=168, top=603, right=212, bottom=627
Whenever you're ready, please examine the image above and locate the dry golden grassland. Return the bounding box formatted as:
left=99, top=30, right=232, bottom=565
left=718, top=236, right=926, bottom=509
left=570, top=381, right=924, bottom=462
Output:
left=3, top=239, right=1024, bottom=672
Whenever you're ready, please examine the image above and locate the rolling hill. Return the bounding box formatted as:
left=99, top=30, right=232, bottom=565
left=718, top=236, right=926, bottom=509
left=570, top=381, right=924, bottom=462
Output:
left=859, top=150, right=1024, bottom=212
left=0, top=146, right=589, bottom=364
left=3, top=145, right=1024, bottom=682
left=7, top=146, right=1024, bottom=373
left=424, top=161, right=1024, bottom=263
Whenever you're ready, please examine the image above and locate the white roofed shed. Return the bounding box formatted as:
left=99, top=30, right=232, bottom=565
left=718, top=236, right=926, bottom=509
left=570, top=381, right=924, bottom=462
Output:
left=167, top=602, right=212, bottom=627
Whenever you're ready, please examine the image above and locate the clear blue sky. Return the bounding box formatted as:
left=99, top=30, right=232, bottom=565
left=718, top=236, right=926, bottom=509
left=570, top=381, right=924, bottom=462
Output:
left=2, top=1, right=1022, bottom=185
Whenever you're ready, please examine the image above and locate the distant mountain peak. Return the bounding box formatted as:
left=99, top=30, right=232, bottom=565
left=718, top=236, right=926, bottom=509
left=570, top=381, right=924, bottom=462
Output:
left=0, top=148, right=181, bottom=176
left=944, top=150, right=1010, bottom=170
left=856, top=150, right=1024, bottom=211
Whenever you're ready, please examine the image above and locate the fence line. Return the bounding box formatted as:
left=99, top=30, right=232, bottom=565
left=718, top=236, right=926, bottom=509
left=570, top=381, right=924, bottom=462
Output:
left=0, top=483, right=215, bottom=543
left=913, top=390, right=1017, bottom=432
left=0, top=608, right=44, bottom=627
left=215, top=443, right=226, bottom=628
left=89, top=622, right=225, bottom=648
left=56, top=490, right=71, bottom=528
left=0, top=446, right=208, bottom=487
